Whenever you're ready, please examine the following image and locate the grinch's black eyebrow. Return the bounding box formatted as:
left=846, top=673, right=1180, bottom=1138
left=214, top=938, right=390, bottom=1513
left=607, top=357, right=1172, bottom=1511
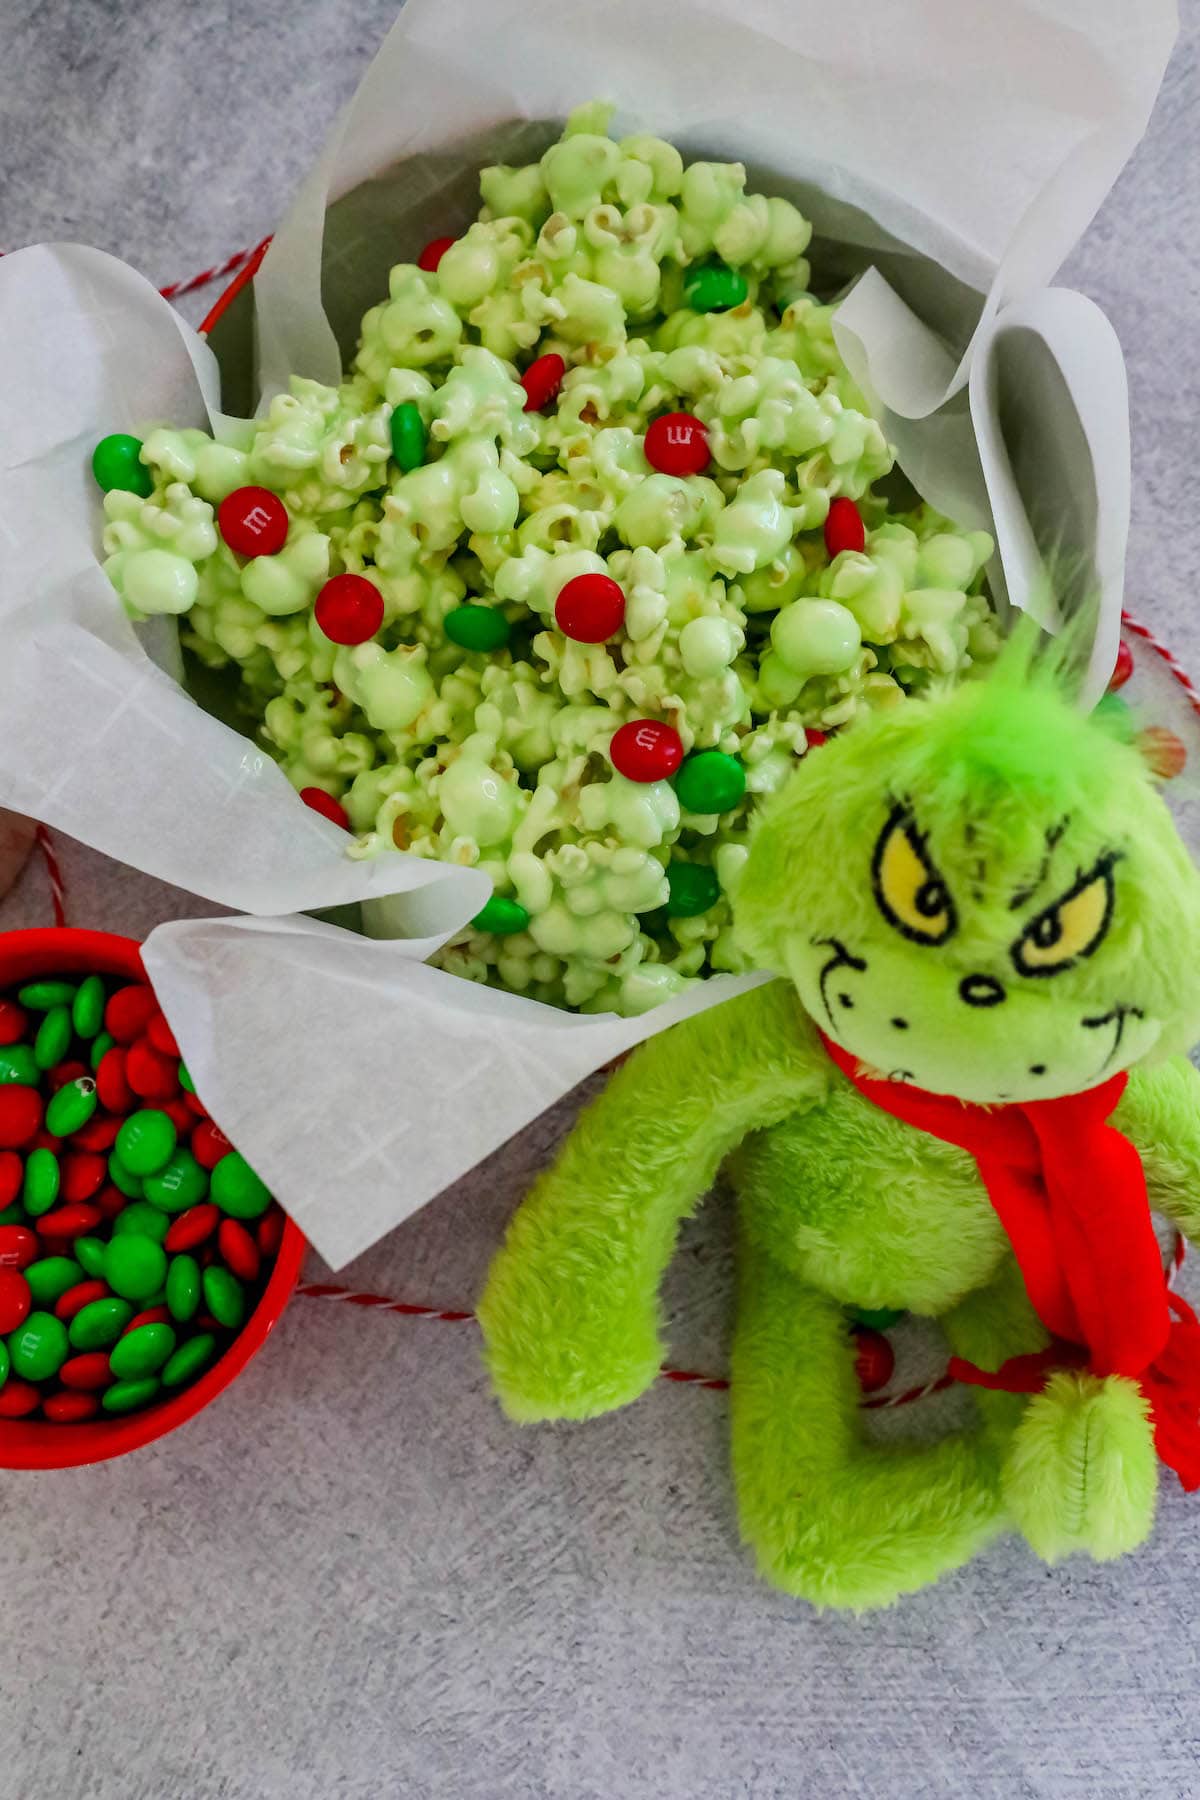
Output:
left=1008, top=817, right=1071, bottom=912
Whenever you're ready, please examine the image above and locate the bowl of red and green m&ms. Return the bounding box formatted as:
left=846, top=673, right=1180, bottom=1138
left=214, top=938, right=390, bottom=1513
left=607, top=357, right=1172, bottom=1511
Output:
left=0, top=928, right=304, bottom=1468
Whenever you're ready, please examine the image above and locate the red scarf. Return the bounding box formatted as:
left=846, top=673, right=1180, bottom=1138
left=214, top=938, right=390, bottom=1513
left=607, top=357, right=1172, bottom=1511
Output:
left=820, top=1031, right=1200, bottom=1491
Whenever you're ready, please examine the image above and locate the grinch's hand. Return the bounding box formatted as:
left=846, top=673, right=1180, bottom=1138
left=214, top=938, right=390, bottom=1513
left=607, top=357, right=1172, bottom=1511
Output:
left=479, top=1245, right=663, bottom=1422
left=479, top=984, right=826, bottom=1424
left=1002, top=1372, right=1158, bottom=1562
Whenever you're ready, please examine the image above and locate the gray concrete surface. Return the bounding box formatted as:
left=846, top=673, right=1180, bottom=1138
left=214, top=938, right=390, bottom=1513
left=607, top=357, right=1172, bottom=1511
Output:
left=3, top=4, right=1200, bottom=1796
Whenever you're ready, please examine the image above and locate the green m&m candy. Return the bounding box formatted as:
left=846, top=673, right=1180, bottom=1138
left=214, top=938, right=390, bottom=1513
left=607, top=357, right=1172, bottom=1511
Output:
left=111, top=1203, right=169, bottom=1244
left=849, top=1305, right=906, bottom=1331
left=115, top=1109, right=177, bottom=1177
left=89, top=1032, right=115, bottom=1072
left=0, top=1340, right=8, bottom=1387
left=9, top=1311, right=69, bottom=1381
left=107, top=1157, right=144, bottom=1200
left=165, top=1254, right=201, bottom=1324
left=210, top=1152, right=271, bottom=1220
left=33, top=1005, right=73, bottom=1071
left=17, top=981, right=77, bottom=1010
left=202, top=1266, right=245, bottom=1329
left=69, top=1297, right=134, bottom=1350
left=74, top=1237, right=109, bottom=1278
left=471, top=895, right=531, bottom=936
left=46, top=1077, right=97, bottom=1137
left=109, top=1322, right=176, bottom=1379
left=674, top=749, right=746, bottom=815
left=444, top=605, right=511, bottom=653
left=162, top=1333, right=216, bottom=1388
left=102, top=1377, right=161, bottom=1414
left=104, top=1234, right=168, bottom=1302
left=665, top=861, right=721, bottom=918
left=24, top=1257, right=82, bottom=1307
left=390, top=400, right=427, bottom=472
left=683, top=263, right=749, bottom=313
left=72, top=975, right=106, bottom=1039
left=0, top=1046, right=38, bottom=1086
left=91, top=433, right=153, bottom=498
left=143, top=1150, right=208, bottom=1213
left=22, top=1148, right=60, bottom=1218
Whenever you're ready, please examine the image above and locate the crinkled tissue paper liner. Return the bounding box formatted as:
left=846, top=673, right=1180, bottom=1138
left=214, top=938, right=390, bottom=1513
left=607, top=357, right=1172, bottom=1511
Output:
left=0, top=0, right=1176, bottom=1264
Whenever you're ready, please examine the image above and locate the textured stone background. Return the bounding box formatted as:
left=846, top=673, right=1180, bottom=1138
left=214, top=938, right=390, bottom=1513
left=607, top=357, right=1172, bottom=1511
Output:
left=2, top=4, right=1199, bottom=1796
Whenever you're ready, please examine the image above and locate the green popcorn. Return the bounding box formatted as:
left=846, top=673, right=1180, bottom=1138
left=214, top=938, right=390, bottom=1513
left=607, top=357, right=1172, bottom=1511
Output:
left=241, top=522, right=330, bottom=617
left=102, top=482, right=219, bottom=618
left=479, top=160, right=552, bottom=228
left=335, top=640, right=435, bottom=732
left=247, top=378, right=391, bottom=515
left=708, top=469, right=803, bottom=576
left=614, top=473, right=723, bottom=551
left=98, top=104, right=1002, bottom=1015
left=140, top=427, right=251, bottom=505
left=436, top=219, right=534, bottom=312
left=541, top=127, right=623, bottom=219
left=354, top=266, right=463, bottom=390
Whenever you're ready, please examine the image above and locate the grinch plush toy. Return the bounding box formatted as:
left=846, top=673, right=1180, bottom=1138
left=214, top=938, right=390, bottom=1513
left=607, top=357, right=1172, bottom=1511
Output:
left=478, top=637, right=1200, bottom=1609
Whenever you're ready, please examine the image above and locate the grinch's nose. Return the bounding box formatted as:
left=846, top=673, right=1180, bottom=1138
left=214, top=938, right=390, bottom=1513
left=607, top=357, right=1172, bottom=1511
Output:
left=959, top=973, right=1006, bottom=1007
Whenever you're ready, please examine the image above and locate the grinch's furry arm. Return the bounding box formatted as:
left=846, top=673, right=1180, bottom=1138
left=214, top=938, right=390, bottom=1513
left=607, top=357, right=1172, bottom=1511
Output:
left=478, top=980, right=826, bottom=1422
left=1116, top=1056, right=1200, bottom=1240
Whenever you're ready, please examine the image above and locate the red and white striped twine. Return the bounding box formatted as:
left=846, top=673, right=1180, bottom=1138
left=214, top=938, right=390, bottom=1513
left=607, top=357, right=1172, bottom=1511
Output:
left=295, top=1239, right=1185, bottom=1411
left=1121, top=609, right=1200, bottom=725
left=33, top=824, right=66, bottom=928
left=157, top=241, right=267, bottom=302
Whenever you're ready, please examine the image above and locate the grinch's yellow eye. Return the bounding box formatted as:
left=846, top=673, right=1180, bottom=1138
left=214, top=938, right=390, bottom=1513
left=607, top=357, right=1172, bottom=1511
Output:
left=872, top=808, right=957, bottom=945
left=1011, top=862, right=1115, bottom=977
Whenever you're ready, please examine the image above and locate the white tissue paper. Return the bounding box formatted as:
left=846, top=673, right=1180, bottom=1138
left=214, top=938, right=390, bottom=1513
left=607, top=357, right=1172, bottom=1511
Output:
left=0, top=0, right=1176, bottom=1265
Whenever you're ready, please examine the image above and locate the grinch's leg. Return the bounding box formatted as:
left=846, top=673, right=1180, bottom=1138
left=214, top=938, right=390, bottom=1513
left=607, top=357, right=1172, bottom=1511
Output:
left=730, top=1239, right=1007, bottom=1610
left=945, top=1258, right=1158, bottom=1564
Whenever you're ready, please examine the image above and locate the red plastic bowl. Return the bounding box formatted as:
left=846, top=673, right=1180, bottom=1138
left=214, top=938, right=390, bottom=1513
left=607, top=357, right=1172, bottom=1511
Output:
left=0, top=928, right=305, bottom=1469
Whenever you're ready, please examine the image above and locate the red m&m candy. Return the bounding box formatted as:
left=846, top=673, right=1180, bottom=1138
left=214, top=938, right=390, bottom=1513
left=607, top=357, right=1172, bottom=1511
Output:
left=104, top=986, right=158, bottom=1046
left=555, top=574, right=626, bottom=643
left=125, top=1041, right=178, bottom=1103
left=217, top=487, right=289, bottom=559
left=0, top=1381, right=41, bottom=1418
left=0, top=1267, right=32, bottom=1333
left=314, top=574, right=385, bottom=646
left=0, top=1222, right=37, bottom=1267
left=0, top=1000, right=27, bottom=1046
left=823, top=496, right=865, bottom=558
left=0, top=1151, right=23, bottom=1208
left=521, top=353, right=566, bottom=414
left=1139, top=726, right=1188, bottom=782
left=60, top=1152, right=106, bottom=1204
left=0, top=1086, right=43, bottom=1150
left=644, top=412, right=710, bottom=477
left=805, top=728, right=828, bottom=749
left=43, top=1390, right=100, bottom=1422
left=1109, top=640, right=1134, bottom=691
left=146, top=1013, right=179, bottom=1058
left=852, top=1326, right=895, bottom=1393
left=418, top=235, right=456, bottom=273
left=60, top=1351, right=115, bottom=1391
left=610, top=719, right=685, bottom=784
left=300, top=788, right=351, bottom=831
left=190, top=1121, right=231, bottom=1172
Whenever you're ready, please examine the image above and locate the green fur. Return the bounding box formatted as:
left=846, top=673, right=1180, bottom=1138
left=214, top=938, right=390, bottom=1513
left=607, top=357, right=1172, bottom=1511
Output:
left=479, top=642, right=1200, bottom=1608
left=1001, top=1374, right=1158, bottom=1563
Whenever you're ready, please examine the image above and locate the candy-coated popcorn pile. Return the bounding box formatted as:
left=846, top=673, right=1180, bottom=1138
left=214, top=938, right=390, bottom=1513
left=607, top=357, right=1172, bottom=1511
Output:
left=96, top=104, right=999, bottom=1016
